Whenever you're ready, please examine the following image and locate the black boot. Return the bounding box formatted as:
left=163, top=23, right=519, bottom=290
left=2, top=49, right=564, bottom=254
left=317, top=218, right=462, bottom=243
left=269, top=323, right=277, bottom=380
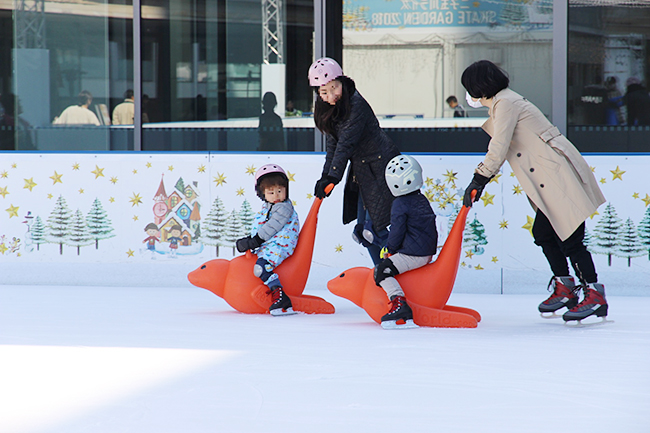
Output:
left=268, top=285, right=296, bottom=316
left=381, top=295, right=418, bottom=329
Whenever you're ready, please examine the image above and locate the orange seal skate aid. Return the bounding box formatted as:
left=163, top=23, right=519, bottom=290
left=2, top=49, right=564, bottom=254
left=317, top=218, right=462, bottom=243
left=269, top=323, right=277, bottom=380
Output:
left=188, top=185, right=335, bottom=315
left=327, top=193, right=480, bottom=328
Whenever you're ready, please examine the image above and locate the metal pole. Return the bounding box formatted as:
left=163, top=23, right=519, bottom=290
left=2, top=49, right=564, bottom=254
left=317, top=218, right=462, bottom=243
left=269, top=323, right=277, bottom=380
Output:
left=313, top=0, right=326, bottom=151
left=133, top=0, right=142, bottom=151
left=552, top=0, right=568, bottom=134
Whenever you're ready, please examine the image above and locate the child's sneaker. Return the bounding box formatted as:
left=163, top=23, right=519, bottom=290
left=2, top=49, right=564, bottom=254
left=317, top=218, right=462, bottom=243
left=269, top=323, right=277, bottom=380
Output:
left=381, top=295, right=418, bottom=329
left=268, top=286, right=296, bottom=316
left=538, top=276, right=579, bottom=316
left=563, top=283, right=608, bottom=322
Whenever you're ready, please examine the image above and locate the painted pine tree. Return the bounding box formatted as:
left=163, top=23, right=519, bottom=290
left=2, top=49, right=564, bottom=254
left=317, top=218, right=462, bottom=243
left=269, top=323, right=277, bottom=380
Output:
left=68, top=209, right=93, bottom=255
left=201, top=197, right=227, bottom=256
left=615, top=218, right=644, bottom=267
left=590, top=202, right=622, bottom=266
left=46, top=195, right=73, bottom=255
left=238, top=199, right=255, bottom=238
left=175, top=177, right=185, bottom=193
left=447, top=204, right=460, bottom=235
left=31, top=215, right=47, bottom=251
left=223, top=209, right=243, bottom=255
left=637, top=207, right=650, bottom=260
left=86, top=198, right=115, bottom=249
left=463, top=214, right=488, bottom=254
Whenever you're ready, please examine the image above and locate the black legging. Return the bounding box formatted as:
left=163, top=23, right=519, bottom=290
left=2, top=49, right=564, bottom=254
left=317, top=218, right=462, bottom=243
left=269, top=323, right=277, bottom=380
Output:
left=532, top=209, right=598, bottom=284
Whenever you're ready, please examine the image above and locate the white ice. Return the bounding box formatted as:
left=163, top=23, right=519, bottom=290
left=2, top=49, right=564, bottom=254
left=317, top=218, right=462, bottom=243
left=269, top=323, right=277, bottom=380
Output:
left=1, top=264, right=649, bottom=433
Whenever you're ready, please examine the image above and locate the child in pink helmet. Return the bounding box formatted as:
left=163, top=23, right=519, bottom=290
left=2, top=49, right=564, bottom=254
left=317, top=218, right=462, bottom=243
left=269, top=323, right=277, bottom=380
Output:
left=236, top=163, right=300, bottom=316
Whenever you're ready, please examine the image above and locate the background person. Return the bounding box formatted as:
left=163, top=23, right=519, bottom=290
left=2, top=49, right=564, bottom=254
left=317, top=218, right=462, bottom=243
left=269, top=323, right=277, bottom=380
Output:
left=112, top=89, right=135, bottom=125
left=53, top=90, right=100, bottom=125
left=446, top=95, right=467, bottom=117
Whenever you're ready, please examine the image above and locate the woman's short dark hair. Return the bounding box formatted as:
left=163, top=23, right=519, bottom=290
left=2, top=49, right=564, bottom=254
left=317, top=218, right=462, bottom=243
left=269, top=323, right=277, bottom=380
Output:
left=77, top=90, right=93, bottom=106
left=461, top=60, right=509, bottom=99
left=313, top=75, right=356, bottom=138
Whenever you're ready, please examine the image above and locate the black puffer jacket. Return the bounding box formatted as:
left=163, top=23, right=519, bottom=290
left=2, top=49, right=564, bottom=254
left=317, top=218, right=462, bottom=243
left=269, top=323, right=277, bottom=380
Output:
left=321, top=91, right=400, bottom=231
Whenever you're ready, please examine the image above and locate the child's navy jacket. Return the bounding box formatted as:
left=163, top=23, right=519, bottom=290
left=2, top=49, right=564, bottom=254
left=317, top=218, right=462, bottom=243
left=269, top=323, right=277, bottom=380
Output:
left=386, top=191, right=438, bottom=257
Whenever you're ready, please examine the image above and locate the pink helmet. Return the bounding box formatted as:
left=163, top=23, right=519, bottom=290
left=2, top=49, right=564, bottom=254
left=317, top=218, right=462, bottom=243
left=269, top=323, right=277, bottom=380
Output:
left=255, top=163, right=289, bottom=201
left=308, top=57, right=343, bottom=87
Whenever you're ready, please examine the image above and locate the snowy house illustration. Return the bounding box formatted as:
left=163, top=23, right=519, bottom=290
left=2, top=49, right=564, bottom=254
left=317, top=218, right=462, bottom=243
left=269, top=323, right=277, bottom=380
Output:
left=152, top=175, right=201, bottom=244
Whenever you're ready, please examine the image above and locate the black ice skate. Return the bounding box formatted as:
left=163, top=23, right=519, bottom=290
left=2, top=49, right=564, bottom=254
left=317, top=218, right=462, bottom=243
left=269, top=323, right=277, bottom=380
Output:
left=268, top=286, right=296, bottom=316
left=538, top=276, right=579, bottom=318
left=381, top=295, right=418, bottom=330
left=563, top=283, right=609, bottom=325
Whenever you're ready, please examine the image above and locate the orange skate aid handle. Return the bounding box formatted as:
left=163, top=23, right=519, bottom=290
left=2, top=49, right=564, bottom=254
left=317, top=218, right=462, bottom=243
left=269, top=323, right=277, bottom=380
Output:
left=327, top=191, right=481, bottom=327
left=187, top=183, right=335, bottom=314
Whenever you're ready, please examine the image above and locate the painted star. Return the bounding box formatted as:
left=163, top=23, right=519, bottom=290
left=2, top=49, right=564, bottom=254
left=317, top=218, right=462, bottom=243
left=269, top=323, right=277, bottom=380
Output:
left=589, top=210, right=599, bottom=219
left=109, top=197, right=115, bottom=203
left=480, top=192, right=495, bottom=206
left=110, top=176, right=118, bottom=184
left=633, top=192, right=640, bottom=199
left=425, top=177, right=434, bottom=187
left=590, top=166, right=596, bottom=172
left=287, top=171, right=296, bottom=182
left=213, top=172, right=227, bottom=186
left=491, top=256, right=499, bottom=263
left=78, top=188, right=84, bottom=194
left=168, top=165, right=174, bottom=172
left=335, top=244, right=343, bottom=252
left=291, top=200, right=297, bottom=206
left=236, top=187, right=245, bottom=196
left=91, top=165, right=105, bottom=179
left=510, top=172, right=516, bottom=177
left=132, top=169, right=138, bottom=175
left=0, top=244, right=7, bottom=254
left=6, top=204, right=19, bottom=218
left=0, top=170, right=8, bottom=178
left=465, top=250, right=475, bottom=259
left=0, top=186, right=8, bottom=198
left=499, top=219, right=508, bottom=229
left=133, top=215, right=139, bottom=221
left=475, top=264, right=484, bottom=270
left=129, top=193, right=143, bottom=207
left=443, top=169, right=458, bottom=184
left=11, top=163, right=17, bottom=169
left=424, top=190, right=435, bottom=202
left=72, top=162, right=80, bottom=170
left=599, top=178, right=606, bottom=184
left=47, top=193, right=53, bottom=199
left=146, top=162, right=152, bottom=168
left=126, top=249, right=135, bottom=257
left=50, top=171, right=63, bottom=185
left=488, top=173, right=502, bottom=184
left=198, top=165, right=206, bottom=173
left=461, top=262, right=467, bottom=268
left=23, top=178, right=37, bottom=191
left=246, top=165, right=257, bottom=175
left=512, top=185, right=523, bottom=195
left=642, top=194, right=650, bottom=207
left=307, top=193, right=314, bottom=200
left=522, top=215, right=535, bottom=237
left=610, top=166, right=625, bottom=181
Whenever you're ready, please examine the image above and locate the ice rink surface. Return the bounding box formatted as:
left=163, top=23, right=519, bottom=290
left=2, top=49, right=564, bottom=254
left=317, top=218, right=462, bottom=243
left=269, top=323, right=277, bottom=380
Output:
left=2, top=269, right=649, bottom=433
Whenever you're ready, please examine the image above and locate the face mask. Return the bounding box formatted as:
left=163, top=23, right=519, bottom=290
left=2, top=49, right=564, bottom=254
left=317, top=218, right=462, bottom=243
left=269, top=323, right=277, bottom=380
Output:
left=465, top=91, right=483, bottom=109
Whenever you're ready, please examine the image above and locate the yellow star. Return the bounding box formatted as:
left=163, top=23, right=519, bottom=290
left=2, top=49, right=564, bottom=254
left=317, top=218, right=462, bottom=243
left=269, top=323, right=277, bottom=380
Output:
left=23, top=178, right=37, bottom=191
left=499, top=219, right=508, bottom=229
left=633, top=192, right=640, bottom=199
left=488, top=173, right=502, bottom=184
left=460, top=261, right=467, bottom=268
left=213, top=172, right=227, bottom=186
left=291, top=200, right=297, bottom=206
left=424, top=190, right=435, bottom=202
left=599, top=178, right=606, bottom=184
left=246, top=165, right=257, bottom=175
left=475, top=264, right=484, bottom=270
left=443, top=169, right=458, bottom=184
left=590, top=166, right=596, bottom=172
left=287, top=171, right=296, bottom=182
left=510, top=171, right=516, bottom=177
left=6, top=204, right=19, bottom=218
left=129, top=193, right=143, bottom=206
left=236, top=187, right=245, bottom=196
left=610, top=166, right=625, bottom=181
left=465, top=250, right=475, bottom=259
left=132, top=215, right=139, bottom=221
left=47, top=193, right=53, bottom=199
left=307, top=193, right=314, bottom=200
left=91, top=165, right=105, bottom=179
left=168, top=165, right=174, bottom=172
left=0, top=170, right=8, bottom=178
left=335, top=244, right=343, bottom=252
left=512, top=185, right=523, bottom=195
left=491, top=256, right=499, bottom=263
left=110, top=176, right=118, bottom=184
left=126, top=249, right=135, bottom=257
left=642, top=194, right=650, bottom=207
left=109, top=197, right=115, bottom=203
left=132, top=169, right=138, bottom=175
left=480, top=192, right=495, bottom=206
left=425, top=177, right=434, bottom=187
left=50, top=171, right=63, bottom=185
left=198, top=165, right=206, bottom=173
left=0, top=186, right=8, bottom=198
left=0, top=244, right=7, bottom=254
left=72, top=162, right=80, bottom=170
left=146, top=162, right=152, bottom=168
left=589, top=210, right=599, bottom=219
left=78, top=188, right=84, bottom=194
left=522, top=215, right=534, bottom=237
left=11, top=163, right=17, bottom=169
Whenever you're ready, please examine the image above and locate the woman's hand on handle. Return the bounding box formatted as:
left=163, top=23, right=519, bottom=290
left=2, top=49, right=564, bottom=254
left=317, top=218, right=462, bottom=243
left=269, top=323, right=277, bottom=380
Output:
left=463, top=173, right=490, bottom=208
left=314, top=175, right=338, bottom=199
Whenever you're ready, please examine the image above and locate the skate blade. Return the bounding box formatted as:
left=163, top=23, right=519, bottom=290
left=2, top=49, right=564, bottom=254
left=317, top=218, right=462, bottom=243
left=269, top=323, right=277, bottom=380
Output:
left=564, top=317, right=614, bottom=328
left=540, top=312, right=563, bottom=319
left=381, top=319, right=419, bottom=330
left=270, top=307, right=297, bottom=317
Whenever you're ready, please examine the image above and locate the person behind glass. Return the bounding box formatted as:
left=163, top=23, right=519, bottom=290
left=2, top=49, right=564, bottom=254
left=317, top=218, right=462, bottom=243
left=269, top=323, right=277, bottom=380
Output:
left=53, top=90, right=100, bottom=125
left=258, top=91, right=286, bottom=151
left=309, top=57, right=401, bottom=265
left=446, top=95, right=467, bottom=118
left=374, top=155, right=438, bottom=330
left=112, top=89, right=135, bottom=125
left=461, top=60, right=608, bottom=323
left=624, top=77, right=650, bottom=126
left=604, top=76, right=624, bottom=126
left=236, top=164, right=300, bottom=316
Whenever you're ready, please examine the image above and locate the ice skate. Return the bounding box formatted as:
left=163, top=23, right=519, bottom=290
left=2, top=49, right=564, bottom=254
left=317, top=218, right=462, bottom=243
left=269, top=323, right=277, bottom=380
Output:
left=381, top=295, right=419, bottom=330
left=563, top=283, right=610, bottom=325
left=268, top=286, right=296, bottom=316
left=538, top=276, right=579, bottom=318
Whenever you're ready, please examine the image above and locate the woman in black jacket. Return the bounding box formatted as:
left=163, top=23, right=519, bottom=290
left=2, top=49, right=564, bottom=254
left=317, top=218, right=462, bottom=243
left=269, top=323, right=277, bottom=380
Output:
left=309, top=57, right=401, bottom=265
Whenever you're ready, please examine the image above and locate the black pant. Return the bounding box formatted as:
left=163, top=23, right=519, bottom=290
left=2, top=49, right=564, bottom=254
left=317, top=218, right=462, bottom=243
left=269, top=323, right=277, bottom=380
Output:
left=532, top=210, right=597, bottom=284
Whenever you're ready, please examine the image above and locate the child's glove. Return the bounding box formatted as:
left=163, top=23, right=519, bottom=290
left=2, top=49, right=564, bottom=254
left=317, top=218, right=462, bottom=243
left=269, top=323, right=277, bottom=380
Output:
left=379, top=246, right=392, bottom=260
left=236, top=234, right=264, bottom=252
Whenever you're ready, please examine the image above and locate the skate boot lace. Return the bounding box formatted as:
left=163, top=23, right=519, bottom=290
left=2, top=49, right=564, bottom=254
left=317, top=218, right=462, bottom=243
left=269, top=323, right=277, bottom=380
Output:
left=267, top=287, right=282, bottom=303
left=387, top=296, right=404, bottom=314
left=573, top=285, right=603, bottom=310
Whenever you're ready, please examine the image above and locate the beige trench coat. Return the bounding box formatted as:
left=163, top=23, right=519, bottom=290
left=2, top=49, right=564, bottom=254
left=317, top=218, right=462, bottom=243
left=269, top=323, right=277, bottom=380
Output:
left=475, top=88, right=605, bottom=241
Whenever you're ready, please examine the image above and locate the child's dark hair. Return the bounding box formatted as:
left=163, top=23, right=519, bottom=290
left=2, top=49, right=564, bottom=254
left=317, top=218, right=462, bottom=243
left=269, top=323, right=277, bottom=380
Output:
left=145, top=223, right=158, bottom=231
left=313, top=75, right=356, bottom=138
left=461, top=60, right=509, bottom=99
left=257, top=172, right=289, bottom=201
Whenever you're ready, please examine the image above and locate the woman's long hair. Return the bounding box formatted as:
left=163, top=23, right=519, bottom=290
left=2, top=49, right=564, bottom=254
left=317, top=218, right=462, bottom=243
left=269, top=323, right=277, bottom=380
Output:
left=313, top=75, right=356, bottom=138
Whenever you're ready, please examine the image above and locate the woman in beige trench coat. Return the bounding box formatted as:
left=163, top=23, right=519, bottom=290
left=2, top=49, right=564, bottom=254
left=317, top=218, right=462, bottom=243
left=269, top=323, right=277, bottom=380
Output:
left=461, top=60, right=608, bottom=323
